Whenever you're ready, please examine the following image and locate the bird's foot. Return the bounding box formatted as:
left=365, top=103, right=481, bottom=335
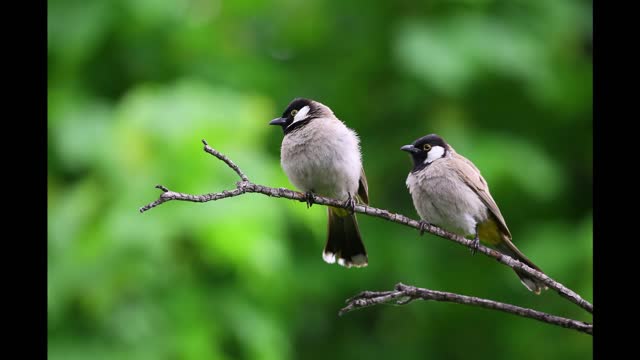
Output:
left=418, top=220, right=431, bottom=236
left=305, top=191, right=315, bottom=208
left=470, top=235, right=480, bottom=256
left=343, top=193, right=356, bottom=214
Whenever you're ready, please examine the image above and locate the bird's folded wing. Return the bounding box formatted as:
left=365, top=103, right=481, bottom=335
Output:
left=357, top=166, right=369, bottom=205
left=451, top=153, right=512, bottom=239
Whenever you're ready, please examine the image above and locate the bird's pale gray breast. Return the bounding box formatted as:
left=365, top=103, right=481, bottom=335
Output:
left=406, top=158, right=488, bottom=236
left=280, top=118, right=362, bottom=200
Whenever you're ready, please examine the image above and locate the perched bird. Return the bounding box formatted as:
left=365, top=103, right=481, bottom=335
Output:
left=401, top=134, right=547, bottom=293
left=269, top=98, right=369, bottom=268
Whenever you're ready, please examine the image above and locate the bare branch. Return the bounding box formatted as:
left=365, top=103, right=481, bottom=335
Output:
left=139, top=140, right=593, bottom=324
left=340, top=283, right=592, bottom=335
left=201, top=139, right=249, bottom=182
left=139, top=187, right=246, bottom=213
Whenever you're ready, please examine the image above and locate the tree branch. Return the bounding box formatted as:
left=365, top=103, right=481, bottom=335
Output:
left=139, top=140, right=593, bottom=331
left=201, top=139, right=249, bottom=182
left=340, top=283, right=592, bottom=335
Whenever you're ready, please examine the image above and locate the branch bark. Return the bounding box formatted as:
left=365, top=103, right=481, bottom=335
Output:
left=340, top=283, right=592, bottom=335
left=140, top=140, right=593, bottom=334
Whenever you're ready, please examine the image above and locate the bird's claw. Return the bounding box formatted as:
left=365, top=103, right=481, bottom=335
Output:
left=343, top=193, right=356, bottom=214
left=305, top=192, right=316, bottom=208
left=470, top=236, right=480, bottom=255
left=418, top=220, right=430, bottom=236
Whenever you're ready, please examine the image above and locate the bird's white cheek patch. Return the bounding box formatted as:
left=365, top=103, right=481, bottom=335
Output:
left=293, top=105, right=310, bottom=123
left=424, top=146, right=445, bottom=164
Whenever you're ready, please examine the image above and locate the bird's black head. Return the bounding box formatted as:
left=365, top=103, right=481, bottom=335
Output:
left=400, top=134, right=450, bottom=172
left=269, top=98, right=327, bottom=135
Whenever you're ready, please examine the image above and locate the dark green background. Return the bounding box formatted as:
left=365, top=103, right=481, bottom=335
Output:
left=48, top=0, right=592, bottom=359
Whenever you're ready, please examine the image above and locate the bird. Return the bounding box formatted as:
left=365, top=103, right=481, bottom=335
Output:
left=400, top=134, right=547, bottom=294
left=269, top=98, right=369, bottom=268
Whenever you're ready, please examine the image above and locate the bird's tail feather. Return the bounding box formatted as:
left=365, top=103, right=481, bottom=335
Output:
left=496, top=237, right=548, bottom=294
left=323, top=207, right=368, bottom=268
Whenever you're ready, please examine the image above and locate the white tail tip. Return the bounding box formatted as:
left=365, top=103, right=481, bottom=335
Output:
left=322, top=251, right=368, bottom=268
left=322, top=251, right=336, bottom=264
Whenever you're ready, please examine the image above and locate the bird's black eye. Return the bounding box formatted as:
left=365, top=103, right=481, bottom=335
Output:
left=423, top=144, right=432, bottom=151
left=290, top=109, right=298, bottom=117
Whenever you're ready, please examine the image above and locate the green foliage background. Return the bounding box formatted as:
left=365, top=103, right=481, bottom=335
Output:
left=48, top=0, right=592, bottom=359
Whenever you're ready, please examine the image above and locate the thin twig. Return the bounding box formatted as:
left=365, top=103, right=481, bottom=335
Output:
left=201, top=139, right=249, bottom=182
left=139, top=140, right=593, bottom=322
left=339, top=283, right=592, bottom=335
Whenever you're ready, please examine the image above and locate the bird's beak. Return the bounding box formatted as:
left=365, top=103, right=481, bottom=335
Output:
left=269, top=117, right=287, bottom=126
left=401, top=145, right=420, bottom=153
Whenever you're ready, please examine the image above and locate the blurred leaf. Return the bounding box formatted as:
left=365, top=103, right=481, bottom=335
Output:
left=48, top=0, right=112, bottom=67
left=394, top=20, right=471, bottom=95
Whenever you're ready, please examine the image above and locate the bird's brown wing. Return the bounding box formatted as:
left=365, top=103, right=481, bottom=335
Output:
left=450, top=152, right=511, bottom=239
left=357, top=166, right=369, bottom=205
left=451, top=153, right=546, bottom=293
